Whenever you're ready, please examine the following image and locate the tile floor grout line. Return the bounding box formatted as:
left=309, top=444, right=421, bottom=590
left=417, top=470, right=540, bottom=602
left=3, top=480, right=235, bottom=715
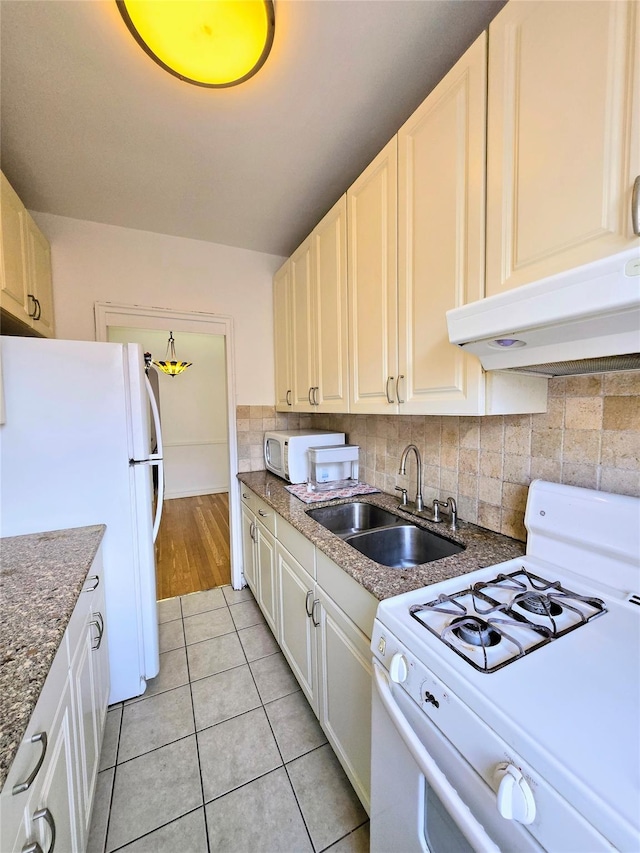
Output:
left=318, top=819, right=371, bottom=853
left=184, top=611, right=213, bottom=853
left=105, top=805, right=205, bottom=853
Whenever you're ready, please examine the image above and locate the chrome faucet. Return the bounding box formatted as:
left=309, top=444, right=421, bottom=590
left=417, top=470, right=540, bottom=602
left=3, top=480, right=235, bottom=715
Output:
left=398, top=444, right=424, bottom=512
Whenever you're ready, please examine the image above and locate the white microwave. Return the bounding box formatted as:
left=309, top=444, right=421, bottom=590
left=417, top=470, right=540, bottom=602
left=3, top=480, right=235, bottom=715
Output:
left=263, top=430, right=345, bottom=484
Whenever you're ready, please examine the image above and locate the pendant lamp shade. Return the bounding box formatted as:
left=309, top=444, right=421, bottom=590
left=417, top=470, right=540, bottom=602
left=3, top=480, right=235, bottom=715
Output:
left=153, top=331, right=193, bottom=377
left=116, top=0, right=275, bottom=88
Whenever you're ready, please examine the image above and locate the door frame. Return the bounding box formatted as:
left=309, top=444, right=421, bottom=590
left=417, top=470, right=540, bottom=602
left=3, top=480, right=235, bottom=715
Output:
left=94, top=301, right=243, bottom=590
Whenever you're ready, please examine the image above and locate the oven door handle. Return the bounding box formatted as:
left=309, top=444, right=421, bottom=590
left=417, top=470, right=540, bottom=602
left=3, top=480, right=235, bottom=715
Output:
left=373, top=662, right=500, bottom=853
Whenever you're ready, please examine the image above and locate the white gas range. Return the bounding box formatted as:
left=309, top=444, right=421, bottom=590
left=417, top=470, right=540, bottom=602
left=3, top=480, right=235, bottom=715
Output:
left=370, top=480, right=640, bottom=852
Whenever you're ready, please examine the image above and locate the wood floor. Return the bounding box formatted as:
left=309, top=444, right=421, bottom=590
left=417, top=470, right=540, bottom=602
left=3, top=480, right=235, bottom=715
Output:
left=155, top=493, right=231, bottom=600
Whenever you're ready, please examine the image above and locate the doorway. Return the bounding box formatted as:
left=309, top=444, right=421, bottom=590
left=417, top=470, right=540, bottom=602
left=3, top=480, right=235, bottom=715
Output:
left=94, top=302, right=243, bottom=594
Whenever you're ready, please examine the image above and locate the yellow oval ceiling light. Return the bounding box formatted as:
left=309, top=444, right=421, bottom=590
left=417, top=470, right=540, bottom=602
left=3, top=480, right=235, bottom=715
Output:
left=116, top=1, right=275, bottom=87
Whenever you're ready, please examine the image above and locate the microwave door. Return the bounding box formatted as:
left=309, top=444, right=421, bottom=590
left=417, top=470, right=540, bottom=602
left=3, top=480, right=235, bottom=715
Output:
left=266, top=437, right=283, bottom=473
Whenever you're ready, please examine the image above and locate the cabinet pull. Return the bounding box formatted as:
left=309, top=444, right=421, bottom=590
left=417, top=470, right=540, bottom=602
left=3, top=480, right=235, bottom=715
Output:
left=242, top=492, right=250, bottom=499
left=258, top=509, right=268, bottom=517
left=32, top=808, right=55, bottom=853
left=305, top=590, right=314, bottom=617
left=12, top=732, right=48, bottom=795
left=313, top=386, right=320, bottom=406
left=386, top=376, right=395, bottom=404
left=632, top=176, right=640, bottom=236
left=83, top=575, right=99, bottom=592
left=286, top=389, right=292, bottom=406
left=33, top=298, right=42, bottom=321
left=249, top=521, right=256, bottom=542
left=396, top=375, right=405, bottom=404
left=308, top=386, right=314, bottom=405
left=27, top=294, right=37, bottom=318
left=91, top=612, right=105, bottom=650
left=21, top=841, right=43, bottom=853
left=311, top=598, right=320, bottom=627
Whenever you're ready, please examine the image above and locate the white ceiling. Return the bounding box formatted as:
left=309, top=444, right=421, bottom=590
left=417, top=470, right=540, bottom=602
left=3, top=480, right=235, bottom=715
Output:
left=0, top=0, right=505, bottom=257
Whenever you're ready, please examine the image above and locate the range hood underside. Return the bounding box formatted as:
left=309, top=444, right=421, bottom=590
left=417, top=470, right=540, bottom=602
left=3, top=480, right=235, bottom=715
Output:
left=497, top=353, right=640, bottom=377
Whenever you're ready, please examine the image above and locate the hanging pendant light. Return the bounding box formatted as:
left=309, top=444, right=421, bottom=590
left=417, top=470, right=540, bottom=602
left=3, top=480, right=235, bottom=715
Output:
left=116, top=0, right=275, bottom=88
left=153, top=331, right=193, bottom=377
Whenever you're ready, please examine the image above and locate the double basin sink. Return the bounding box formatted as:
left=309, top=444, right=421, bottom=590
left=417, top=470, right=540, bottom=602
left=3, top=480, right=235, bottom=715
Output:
left=306, top=502, right=463, bottom=569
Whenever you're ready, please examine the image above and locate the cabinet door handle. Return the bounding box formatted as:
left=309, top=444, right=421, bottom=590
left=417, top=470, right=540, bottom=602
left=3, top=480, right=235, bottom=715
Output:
left=83, top=575, right=100, bottom=592
left=311, top=598, right=320, bottom=627
left=286, top=389, right=292, bottom=406
left=21, top=841, right=43, bottom=853
left=396, top=375, right=405, bottom=404
left=91, top=612, right=105, bottom=650
left=32, top=808, right=55, bottom=853
left=33, top=298, right=42, bottom=321
left=305, top=590, right=314, bottom=617
left=386, top=376, right=395, bottom=404
left=12, top=732, right=48, bottom=795
left=27, top=294, right=38, bottom=318
left=308, top=386, right=314, bottom=405
left=314, top=386, right=320, bottom=406
left=258, top=509, right=268, bottom=517
left=632, top=175, right=640, bottom=236
left=249, top=521, right=256, bottom=542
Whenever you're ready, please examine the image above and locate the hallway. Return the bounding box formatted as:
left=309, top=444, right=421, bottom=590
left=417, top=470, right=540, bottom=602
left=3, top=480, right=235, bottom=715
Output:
left=155, top=494, right=231, bottom=599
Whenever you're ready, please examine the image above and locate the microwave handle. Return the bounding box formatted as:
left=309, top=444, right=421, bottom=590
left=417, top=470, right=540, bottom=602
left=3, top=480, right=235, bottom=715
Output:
left=265, top=439, right=271, bottom=466
left=373, top=662, right=500, bottom=853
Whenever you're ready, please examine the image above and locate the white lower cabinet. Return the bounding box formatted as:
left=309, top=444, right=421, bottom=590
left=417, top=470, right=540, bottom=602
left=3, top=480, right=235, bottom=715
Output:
left=240, top=488, right=278, bottom=635
left=243, top=485, right=378, bottom=813
left=255, top=522, right=278, bottom=636
left=0, top=549, right=109, bottom=853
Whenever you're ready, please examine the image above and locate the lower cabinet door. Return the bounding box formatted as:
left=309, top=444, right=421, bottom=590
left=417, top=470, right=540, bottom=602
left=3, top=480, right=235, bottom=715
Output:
left=241, top=505, right=257, bottom=595
left=277, top=543, right=319, bottom=715
left=26, top=675, right=82, bottom=853
left=317, top=587, right=373, bottom=814
left=256, top=522, right=278, bottom=635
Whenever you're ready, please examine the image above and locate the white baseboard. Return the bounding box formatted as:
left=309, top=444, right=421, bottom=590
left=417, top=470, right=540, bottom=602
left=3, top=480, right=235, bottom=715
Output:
left=164, top=486, right=229, bottom=500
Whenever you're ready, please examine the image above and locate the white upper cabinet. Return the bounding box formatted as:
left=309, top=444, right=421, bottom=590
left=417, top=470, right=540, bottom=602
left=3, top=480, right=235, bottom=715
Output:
left=0, top=171, right=55, bottom=338
left=397, top=33, right=488, bottom=415
left=486, top=0, right=640, bottom=297
left=273, top=260, right=293, bottom=411
left=347, top=138, right=398, bottom=414
left=312, top=196, right=349, bottom=413
left=290, top=236, right=316, bottom=410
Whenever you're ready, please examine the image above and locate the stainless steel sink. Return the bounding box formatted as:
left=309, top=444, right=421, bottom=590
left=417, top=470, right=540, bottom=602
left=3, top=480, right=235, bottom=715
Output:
left=345, top=524, right=464, bottom=569
left=306, top=502, right=403, bottom=538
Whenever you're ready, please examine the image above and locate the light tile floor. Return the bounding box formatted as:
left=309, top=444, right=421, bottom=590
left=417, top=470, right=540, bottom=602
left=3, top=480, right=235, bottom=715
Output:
left=88, top=586, right=370, bottom=853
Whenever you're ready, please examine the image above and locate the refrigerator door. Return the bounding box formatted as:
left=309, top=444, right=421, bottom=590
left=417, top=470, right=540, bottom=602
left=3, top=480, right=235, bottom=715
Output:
left=0, top=337, right=159, bottom=703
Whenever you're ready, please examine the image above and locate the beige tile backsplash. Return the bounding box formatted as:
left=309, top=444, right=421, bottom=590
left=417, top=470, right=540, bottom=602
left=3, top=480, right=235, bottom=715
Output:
left=237, top=372, right=640, bottom=543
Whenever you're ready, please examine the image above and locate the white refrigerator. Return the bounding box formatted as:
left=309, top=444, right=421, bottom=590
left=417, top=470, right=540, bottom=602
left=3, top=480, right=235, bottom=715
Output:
left=0, top=336, right=162, bottom=704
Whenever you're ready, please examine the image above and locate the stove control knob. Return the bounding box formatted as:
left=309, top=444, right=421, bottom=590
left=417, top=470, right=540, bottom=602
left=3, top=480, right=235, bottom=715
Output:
left=495, top=763, right=536, bottom=825
left=389, top=653, right=408, bottom=683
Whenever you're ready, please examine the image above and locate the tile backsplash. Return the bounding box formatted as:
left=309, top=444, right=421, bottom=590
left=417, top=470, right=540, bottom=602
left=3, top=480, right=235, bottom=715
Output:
left=237, top=372, right=639, bottom=542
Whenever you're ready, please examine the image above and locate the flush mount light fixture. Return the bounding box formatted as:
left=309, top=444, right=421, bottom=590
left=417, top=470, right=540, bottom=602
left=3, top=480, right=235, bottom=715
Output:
left=153, top=331, right=193, bottom=377
left=488, top=338, right=527, bottom=349
left=116, top=0, right=275, bottom=88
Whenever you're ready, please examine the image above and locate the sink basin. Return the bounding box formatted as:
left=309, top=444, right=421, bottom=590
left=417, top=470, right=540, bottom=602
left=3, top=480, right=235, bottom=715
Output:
left=345, top=524, right=464, bottom=568
left=306, top=502, right=402, bottom=538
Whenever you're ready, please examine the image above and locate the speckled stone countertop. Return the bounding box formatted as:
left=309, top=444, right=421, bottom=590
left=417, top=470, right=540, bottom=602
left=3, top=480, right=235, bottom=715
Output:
left=0, top=525, right=106, bottom=790
left=238, top=472, right=525, bottom=601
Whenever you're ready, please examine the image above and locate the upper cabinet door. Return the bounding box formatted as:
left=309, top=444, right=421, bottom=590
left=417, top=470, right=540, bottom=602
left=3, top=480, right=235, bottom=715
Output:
left=274, top=260, right=293, bottom=412
left=397, top=33, right=487, bottom=415
left=312, top=195, right=349, bottom=413
left=486, top=0, right=640, bottom=297
left=24, top=212, right=55, bottom=338
left=290, top=237, right=316, bottom=411
left=0, top=172, right=31, bottom=325
left=347, top=137, right=398, bottom=414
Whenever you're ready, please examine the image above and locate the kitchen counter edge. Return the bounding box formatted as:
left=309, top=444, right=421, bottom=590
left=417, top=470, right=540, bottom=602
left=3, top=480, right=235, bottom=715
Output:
left=237, top=472, right=525, bottom=601
left=0, top=524, right=106, bottom=790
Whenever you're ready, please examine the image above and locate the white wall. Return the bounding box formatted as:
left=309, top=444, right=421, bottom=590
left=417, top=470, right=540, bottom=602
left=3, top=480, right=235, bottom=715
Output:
left=32, top=212, right=285, bottom=404
left=109, top=327, right=229, bottom=498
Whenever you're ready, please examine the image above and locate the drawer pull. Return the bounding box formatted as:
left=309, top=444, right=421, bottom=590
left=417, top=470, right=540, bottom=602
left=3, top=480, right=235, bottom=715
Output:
left=305, top=590, right=314, bottom=617
left=91, top=612, right=105, bottom=650
left=12, top=732, right=48, bottom=795
left=311, top=599, right=320, bottom=627
left=242, top=492, right=250, bottom=499
left=83, top=575, right=100, bottom=592
left=33, top=808, right=55, bottom=853
left=258, top=509, right=268, bottom=517
left=21, top=842, right=43, bottom=853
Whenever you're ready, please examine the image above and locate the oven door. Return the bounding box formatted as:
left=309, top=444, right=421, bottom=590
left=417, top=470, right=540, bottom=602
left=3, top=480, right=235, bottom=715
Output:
left=370, top=662, right=541, bottom=853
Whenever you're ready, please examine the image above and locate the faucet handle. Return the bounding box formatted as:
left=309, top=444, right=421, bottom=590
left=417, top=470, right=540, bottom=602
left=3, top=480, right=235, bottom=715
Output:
left=395, top=486, right=408, bottom=506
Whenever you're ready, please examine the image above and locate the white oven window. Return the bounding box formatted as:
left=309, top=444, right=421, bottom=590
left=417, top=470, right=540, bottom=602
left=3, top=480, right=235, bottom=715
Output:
left=423, top=779, right=474, bottom=853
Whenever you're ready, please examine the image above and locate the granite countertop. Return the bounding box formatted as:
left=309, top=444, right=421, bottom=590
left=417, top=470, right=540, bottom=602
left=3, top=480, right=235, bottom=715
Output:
left=238, top=472, right=525, bottom=601
left=0, top=525, right=106, bottom=790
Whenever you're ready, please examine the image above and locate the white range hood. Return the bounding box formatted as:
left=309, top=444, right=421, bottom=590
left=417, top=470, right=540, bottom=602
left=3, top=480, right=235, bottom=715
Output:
left=447, top=248, right=640, bottom=376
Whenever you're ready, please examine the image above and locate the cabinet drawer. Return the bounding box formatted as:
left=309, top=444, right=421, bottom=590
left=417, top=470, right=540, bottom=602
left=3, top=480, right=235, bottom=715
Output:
left=239, top=485, right=257, bottom=514
left=253, top=494, right=276, bottom=536
left=277, top=516, right=315, bottom=578
left=316, top=550, right=379, bottom=639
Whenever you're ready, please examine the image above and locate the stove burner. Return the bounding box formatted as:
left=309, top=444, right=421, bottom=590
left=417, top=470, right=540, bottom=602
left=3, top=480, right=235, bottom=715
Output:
left=451, top=617, right=501, bottom=648
left=516, top=592, right=563, bottom=617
